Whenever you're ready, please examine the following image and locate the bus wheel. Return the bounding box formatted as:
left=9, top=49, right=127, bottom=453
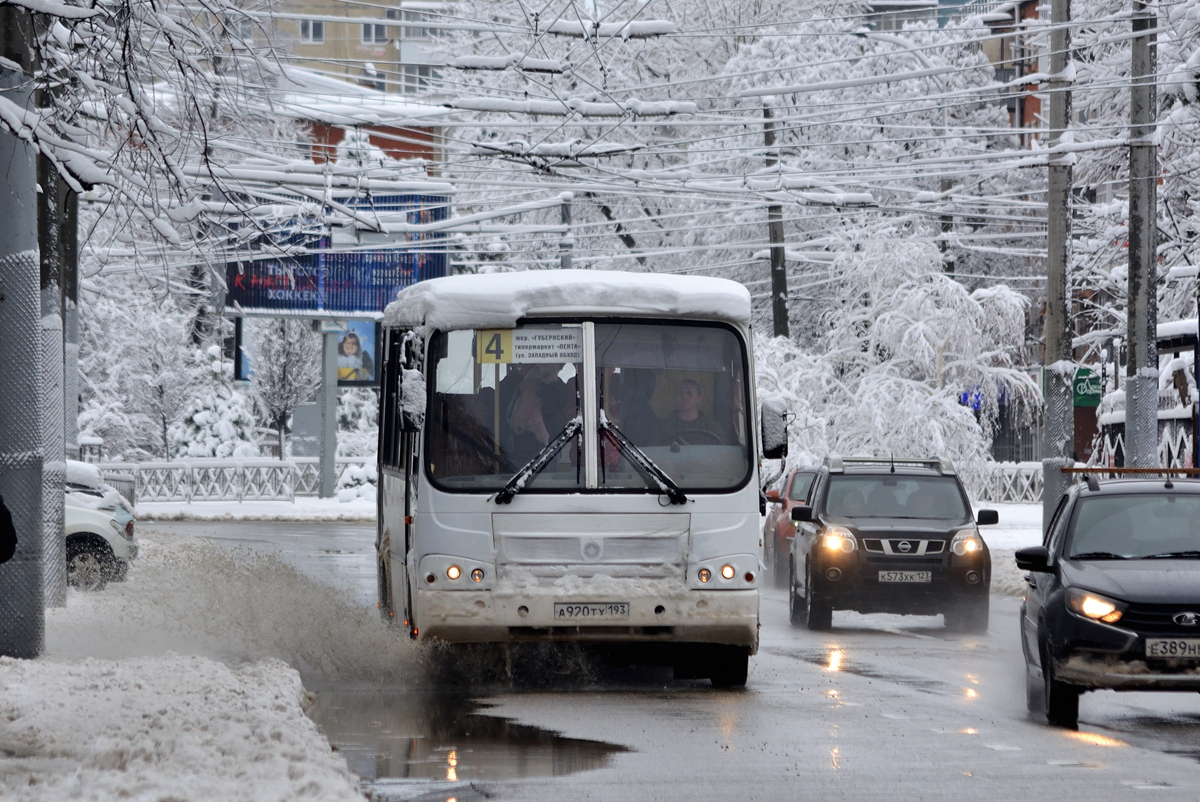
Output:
left=709, top=647, right=749, bottom=689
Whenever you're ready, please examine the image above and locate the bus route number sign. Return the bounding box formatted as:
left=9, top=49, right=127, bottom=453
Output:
left=476, top=328, right=583, bottom=364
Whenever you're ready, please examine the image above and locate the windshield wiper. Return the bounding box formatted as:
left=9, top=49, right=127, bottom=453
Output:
left=1144, top=550, right=1200, bottom=559
left=1070, top=551, right=1129, bottom=560
left=493, top=415, right=583, bottom=504
left=599, top=411, right=687, bottom=505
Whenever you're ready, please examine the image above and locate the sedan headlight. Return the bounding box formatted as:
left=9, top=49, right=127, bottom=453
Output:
left=1066, top=588, right=1125, bottom=623
left=951, top=528, right=982, bottom=556
left=822, top=526, right=857, bottom=553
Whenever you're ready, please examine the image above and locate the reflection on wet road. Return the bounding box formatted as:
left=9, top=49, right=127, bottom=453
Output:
left=155, top=519, right=1200, bottom=799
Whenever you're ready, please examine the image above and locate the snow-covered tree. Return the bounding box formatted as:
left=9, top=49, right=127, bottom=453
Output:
left=247, top=319, right=321, bottom=459
left=167, top=346, right=259, bottom=458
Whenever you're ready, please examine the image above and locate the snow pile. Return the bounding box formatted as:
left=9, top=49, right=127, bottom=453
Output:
left=0, top=655, right=363, bottom=802
left=386, top=269, right=751, bottom=332
left=46, top=532, right=419, bottom=683
left=336, top=463, right=379, bottom=504
left=65, top=459, right=104, bottom=488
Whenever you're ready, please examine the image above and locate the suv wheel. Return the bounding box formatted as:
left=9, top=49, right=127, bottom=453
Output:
left=788, top=558, right=805, bottom=627
left=805, top=564, right=833, bottom=631
left=945, top=598, right=989, bottom=634
left=1041, top=638, right=1080, bottom=728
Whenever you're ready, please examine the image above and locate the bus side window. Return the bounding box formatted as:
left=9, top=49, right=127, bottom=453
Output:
left=380, top=329, right=404, bottom=469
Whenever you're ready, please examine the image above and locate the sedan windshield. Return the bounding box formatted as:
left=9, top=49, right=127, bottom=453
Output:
left=1067, top=494, right=1200, bottom=559
left=825, top=475, right=968, bottom=520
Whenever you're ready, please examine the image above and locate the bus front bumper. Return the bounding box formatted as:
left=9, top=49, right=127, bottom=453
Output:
left=413, top=587, right=759, bottom=650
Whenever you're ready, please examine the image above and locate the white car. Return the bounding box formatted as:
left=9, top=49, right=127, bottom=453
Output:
left=64, top=490, right=139, bottom=590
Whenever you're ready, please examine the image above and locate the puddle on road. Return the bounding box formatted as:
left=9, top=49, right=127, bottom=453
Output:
left=768, top=647, right=957, bottom=696
left=308, top=689, right=628, bottom=790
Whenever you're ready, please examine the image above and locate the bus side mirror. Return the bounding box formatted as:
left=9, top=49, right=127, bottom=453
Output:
left=399, top=368, right=426, bottom=432
left=760, top=397, right=788, bottom=460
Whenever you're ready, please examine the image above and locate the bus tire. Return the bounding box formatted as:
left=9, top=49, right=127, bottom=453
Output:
left=709, top=647, right=748, bottom=689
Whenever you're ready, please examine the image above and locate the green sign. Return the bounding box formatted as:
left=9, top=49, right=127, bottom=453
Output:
left=1073, top=367, right=1101, bottom=408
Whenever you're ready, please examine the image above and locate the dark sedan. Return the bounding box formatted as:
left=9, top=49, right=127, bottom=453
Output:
left=1018, top=478, right=1200, bottom=729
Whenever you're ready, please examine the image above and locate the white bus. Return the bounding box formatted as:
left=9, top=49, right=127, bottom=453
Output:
left=375, top=270, right=783, bottom=686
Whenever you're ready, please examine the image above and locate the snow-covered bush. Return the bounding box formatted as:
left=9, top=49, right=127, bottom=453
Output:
left=168, top=389, right=259, bottom=459
left=336, top=463, right=378, bottom=504
left=337, top=387, right=379, bottom=458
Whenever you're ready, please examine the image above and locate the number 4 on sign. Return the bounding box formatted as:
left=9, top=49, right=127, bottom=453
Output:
left=476, top=330, right=513, bottom=364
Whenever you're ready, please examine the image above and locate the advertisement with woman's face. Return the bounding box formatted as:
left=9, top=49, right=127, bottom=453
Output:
left=337, top=321, right=378, bottom=384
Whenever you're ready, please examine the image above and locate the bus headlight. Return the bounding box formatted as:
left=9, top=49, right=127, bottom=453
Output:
left=951, top=529, right=982, bottom=556
left=698, top=568, right=712, bottom=583
left=822, top=527, right=856, bottom=553
left=446, top=565, right=461, bottom=580
left=471, top=568, right=485, bottom=583
left=720, top=564, right=736, bottom=580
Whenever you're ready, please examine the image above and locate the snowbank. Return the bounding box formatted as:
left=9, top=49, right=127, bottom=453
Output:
left=0, top=655, right=363, bottom=802
left=136, top=496, right=376, bottom=521
left=977, top=503, right=1043, bottom=597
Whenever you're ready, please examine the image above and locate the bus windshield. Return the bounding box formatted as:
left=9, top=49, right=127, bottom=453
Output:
left=424, top=321, right=751, bottom=493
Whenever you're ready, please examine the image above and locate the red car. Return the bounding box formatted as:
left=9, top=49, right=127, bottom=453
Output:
left=764, top=468, right=818, bottom=587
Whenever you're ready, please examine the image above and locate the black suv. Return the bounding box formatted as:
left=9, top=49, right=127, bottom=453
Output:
left=788, top=455, right=996, bottom=632
left=1018, top=478, right=1200, bottom=729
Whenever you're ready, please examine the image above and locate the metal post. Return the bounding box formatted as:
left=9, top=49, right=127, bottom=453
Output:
left=559, top=192, right=573, bottom=270
left=764, top=97, right=789, bottom=338
left=319, top=327, right=338, bottom=497
left=38, top=157, right=66, bottom=607
left=1125, top=0, right=1160, bottom=469
left=63, top=190, right=80, bottom=461
left=1042, top=0, right=1075, bottom=529
left=0, top=5, right=45, bottom=657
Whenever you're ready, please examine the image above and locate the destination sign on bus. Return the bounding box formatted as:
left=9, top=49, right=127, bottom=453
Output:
left=476, top=328, right=583, bottom=364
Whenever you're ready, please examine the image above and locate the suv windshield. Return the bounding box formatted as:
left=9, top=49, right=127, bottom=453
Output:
left=1067, top=494, right=1200, bottom=559
left=825, top=475, right=968, bottom=520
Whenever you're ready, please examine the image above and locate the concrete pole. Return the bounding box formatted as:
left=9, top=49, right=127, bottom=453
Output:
left=63, top=191, right=80, bottom=462
left=559, top=192, right=573, bottom=270
left=319, top=328, right=338, bottom=497
left=0, top=5, right=46, bottom=658
left=1042, top=0, right=1075, bottom=529
left=1125, top=0, right=1160, bottom=468
left=39, top=159, right=66, bottom=607
left=764, top=97, right=789, bottom=338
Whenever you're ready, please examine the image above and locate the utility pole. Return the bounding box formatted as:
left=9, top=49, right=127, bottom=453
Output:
left=764, top=97, right=789, bottom=338
left=559, top=192, right=573, bottom=270
left=319, top=323, right=338, bottom=498
left=63, top=190, right=80, bottom=462
left=1125, top=0, right=1159, bottom=468
left=0, top=5, right=46, bottom=657
left=38, top=155, right=67, bottom=607
left=1042, top=0, right=1075, bottom=528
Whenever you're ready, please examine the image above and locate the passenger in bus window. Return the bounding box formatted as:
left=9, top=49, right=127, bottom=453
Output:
left=657, top=379, right=724, bottom=446
left=500, top=364, right=576, bottom=465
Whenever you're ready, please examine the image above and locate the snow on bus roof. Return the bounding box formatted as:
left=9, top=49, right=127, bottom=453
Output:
left=383, top=270, right=752, bottom=331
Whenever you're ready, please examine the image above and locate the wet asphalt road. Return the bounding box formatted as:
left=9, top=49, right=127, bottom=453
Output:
left=151, top=520, right=1200, bottom=801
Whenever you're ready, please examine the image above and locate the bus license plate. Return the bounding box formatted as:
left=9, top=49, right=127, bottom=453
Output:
left=1146, top=638, right=1200, bottom=659
left=554, top=602, right=629, bottom=620
left=878, top=571, right=931, bottom=583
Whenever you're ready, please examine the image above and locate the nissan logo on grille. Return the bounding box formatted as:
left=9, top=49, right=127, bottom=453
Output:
left=897, top=540, right=913, bottom=553
left=1174, top=612, right=1200, bottom=627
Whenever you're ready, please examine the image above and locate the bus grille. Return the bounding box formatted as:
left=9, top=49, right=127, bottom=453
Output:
left=500, top=535, right=684, bottom=565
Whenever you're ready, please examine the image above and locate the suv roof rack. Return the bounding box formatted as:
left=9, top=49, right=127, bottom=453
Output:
left=824, top=454, right=956, bottom=475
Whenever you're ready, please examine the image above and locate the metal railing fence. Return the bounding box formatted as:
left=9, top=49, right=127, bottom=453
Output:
left=97, top=457, right=374, bottom=504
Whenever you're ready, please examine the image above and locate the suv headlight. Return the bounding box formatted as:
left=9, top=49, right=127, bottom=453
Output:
left=1066, top=588, right=1125, bottom=623
left=951, top=528, right=982, bottom=556
left=822, top=526, right=857, bottom=553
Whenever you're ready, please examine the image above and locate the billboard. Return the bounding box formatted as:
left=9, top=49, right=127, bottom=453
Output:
left=225, top=195, right=450, bottom=316
left=335, top=321, right=380, bottom=386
